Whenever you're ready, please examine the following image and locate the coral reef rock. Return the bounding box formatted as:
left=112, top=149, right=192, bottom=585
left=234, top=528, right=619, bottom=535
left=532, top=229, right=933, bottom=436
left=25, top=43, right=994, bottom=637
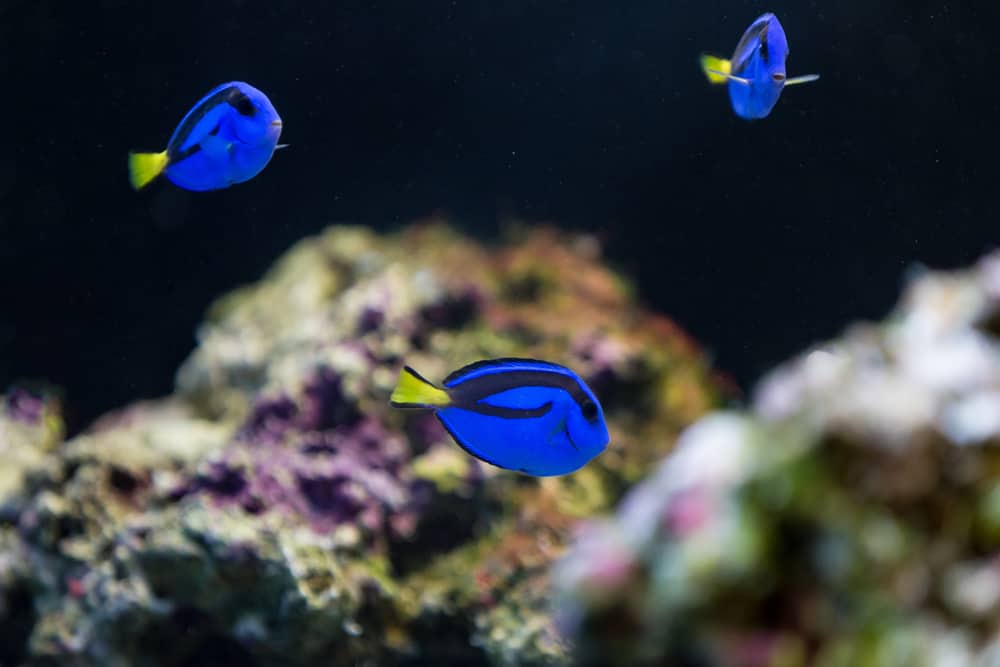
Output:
left=0, top=221, right=720, bottom=666
left=555, top=251, right=1000, bottom=667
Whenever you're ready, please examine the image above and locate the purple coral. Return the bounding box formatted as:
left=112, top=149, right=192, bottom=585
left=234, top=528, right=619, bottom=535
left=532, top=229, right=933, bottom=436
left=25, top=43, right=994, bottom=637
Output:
left=4, top=388, right=46, bottom=424
left=236, top=367, right=364, bottom=449
left=238, top=395, right=298, bottom=444
left=298, top=366, right=361, bottom=431
left=418, top=287, right=482, bottom=330
left=197, top=463, right=247, bottom=498
left=296, top=473, right=364, bottom=524
left=403, top=413, right=448, bottom=455
left=357, top=306, right=384, bottom=334
left=197, top=404, right=424, bottom=540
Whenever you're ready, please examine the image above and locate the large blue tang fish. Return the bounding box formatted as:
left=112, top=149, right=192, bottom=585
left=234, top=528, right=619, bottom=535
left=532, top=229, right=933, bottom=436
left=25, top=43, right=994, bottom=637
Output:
left=700, top=13, right=819, bottom=119
left=128, top=81, right=284, bottom=191
left=390, top=358, right=610, bottom=476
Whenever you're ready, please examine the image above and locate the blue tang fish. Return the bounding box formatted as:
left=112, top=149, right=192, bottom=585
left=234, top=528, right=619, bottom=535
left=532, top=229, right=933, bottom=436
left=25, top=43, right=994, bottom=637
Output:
left=700, top=13, right=819, bottom=119
left=128, top=81, right=284, bottom=191
left=390, top=358, right=610, bottom=476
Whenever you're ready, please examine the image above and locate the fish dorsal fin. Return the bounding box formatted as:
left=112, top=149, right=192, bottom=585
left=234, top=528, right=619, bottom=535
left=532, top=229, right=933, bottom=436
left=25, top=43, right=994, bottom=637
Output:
left=443, top=358, right=573, bottom=388
left=732, top=13, right=772, bottom=71
left=166, top=82, right=241, bottom=157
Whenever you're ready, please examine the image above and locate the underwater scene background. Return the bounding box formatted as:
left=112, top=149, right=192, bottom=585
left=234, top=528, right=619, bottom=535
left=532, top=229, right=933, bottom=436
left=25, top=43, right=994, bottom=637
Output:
left=2, top=1, right=1000, bottom=666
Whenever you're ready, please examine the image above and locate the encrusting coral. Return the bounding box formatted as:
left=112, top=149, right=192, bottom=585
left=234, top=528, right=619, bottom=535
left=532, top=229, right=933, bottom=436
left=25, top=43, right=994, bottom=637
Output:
left=554, top=252, right=1000, bottom=667
left=0, top=221, right=720, bottom=666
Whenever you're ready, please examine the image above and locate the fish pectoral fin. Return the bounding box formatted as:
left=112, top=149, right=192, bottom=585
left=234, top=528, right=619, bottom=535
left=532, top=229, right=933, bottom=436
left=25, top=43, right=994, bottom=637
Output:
left=390, top=366, right=451, bottom=409
left=784, top=74, right=821, bottom=86
left=127, top=150, right=169, bottom=190
left=546, top=414, right=567, bottom=438
left=275, top=144, right=290, bottom=150
left=549, top=416, right=579, bottom=451
left=699, top=54, right=732, bottom=84
left=199, top=134, right=234, bottom=158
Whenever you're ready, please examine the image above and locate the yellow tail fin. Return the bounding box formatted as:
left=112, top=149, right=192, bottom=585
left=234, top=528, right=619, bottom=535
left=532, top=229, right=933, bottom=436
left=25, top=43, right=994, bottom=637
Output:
left=390, top=367, right=451, bottom=408
left=128, top=150, right=169, bottom=190
left=699, top=55, right=732, bottom=84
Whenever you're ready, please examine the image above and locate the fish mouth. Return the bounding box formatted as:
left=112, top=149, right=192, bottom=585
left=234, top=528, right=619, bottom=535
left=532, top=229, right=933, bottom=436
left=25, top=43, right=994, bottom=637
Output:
left=271, top=120, right=283, bottom=127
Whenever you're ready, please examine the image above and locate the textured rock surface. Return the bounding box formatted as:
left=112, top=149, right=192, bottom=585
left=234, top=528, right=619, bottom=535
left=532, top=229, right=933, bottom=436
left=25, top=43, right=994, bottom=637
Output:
left=555, top=252, right=1000, bottom=667
left=0, top=222, right=720, bottom=666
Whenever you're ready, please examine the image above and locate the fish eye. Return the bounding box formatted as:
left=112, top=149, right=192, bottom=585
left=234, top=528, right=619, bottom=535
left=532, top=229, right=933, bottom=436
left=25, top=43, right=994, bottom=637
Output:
left=227, top=90, right=257, bottom=117
left=581, top=400, right=599, bottom=421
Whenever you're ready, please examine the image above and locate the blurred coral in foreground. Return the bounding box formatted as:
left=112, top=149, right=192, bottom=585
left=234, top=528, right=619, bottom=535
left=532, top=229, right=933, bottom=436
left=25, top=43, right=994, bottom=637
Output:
left=555, top=252, right=1000, bottom=667
left=0, top=222, right=719, bottom=666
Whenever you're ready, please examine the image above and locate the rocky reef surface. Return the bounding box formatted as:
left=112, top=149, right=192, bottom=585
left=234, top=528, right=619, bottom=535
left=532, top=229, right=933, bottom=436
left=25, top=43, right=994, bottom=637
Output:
left=555, top=253, right=1000, bottom=666
left=0, top=222, right=720, bottom=666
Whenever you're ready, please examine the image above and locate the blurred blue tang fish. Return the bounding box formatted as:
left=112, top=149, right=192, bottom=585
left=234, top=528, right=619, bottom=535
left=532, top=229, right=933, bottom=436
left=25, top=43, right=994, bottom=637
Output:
left=128, top=81, right=284, bottom=191
left=700, top=13, right=819, bottom=119
left=390, top=358, right=610, bottom=476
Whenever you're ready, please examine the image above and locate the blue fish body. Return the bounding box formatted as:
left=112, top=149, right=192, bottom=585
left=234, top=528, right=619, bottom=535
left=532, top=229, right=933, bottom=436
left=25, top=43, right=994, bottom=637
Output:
left=728, top=14, right=787, bottom=119
left=700, top=13, right=819, bottom=120
left=390, top=359, right=610, bottom=476
left=128, top=81, right=283, bottom=191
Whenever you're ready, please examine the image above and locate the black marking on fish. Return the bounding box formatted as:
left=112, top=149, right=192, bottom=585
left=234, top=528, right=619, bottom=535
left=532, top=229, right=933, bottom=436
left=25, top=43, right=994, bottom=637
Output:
left=443, top=358, right=571, bottom=385
left=171, top=144, right=201, bottom=164
left=448, top=369, right=593, bottom=419
left=170, top=120, right=224, bottom=164
left=467, top=400, right=553, bottom=420
left=404, top=365, right=438, bottom=389
left=166, top=85, right=238, bottom=161
left=226, top=88, right=257, bottom=116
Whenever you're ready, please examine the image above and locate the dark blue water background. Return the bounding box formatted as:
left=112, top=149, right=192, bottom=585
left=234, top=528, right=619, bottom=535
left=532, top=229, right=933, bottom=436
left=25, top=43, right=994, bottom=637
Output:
left=0, top=0, right=995, bottom=432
